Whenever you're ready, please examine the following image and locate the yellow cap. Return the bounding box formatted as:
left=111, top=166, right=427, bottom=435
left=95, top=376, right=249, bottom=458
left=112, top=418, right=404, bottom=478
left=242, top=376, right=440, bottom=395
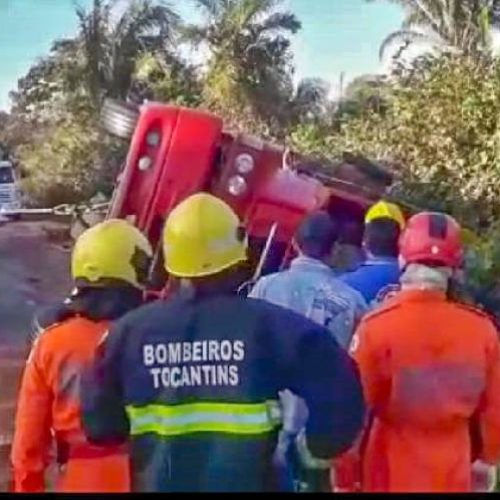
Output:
left=71, top=219, right=153, bottom=289
left=365, top=200, right=405, bottom=229
left=163, top=193, right=247, bottom=278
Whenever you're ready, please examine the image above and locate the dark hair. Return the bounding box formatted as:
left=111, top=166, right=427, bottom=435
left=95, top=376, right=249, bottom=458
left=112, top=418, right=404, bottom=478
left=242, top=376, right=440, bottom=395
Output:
left=364, top=218, right=401, bottom=257
left=295, top=211, right=339, bottom=259
left=337, top=218, right=364, bottom=247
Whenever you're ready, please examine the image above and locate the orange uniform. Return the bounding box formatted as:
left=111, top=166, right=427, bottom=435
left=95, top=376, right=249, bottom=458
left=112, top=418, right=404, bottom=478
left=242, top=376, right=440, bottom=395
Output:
left=351, top=289, right=500, bottom=492
left=11, top=316, right=130, bottom=492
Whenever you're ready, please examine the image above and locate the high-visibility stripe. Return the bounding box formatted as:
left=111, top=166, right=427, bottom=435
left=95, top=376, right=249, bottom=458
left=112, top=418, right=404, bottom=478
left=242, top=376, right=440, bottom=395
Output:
left=126, top=401, right=281, bottom=437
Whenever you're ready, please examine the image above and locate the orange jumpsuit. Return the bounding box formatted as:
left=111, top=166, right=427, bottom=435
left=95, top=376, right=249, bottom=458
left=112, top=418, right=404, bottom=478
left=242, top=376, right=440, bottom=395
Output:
left=351, top=289, right=500, bottom=492
left=11, top=316, right=130, bottom=492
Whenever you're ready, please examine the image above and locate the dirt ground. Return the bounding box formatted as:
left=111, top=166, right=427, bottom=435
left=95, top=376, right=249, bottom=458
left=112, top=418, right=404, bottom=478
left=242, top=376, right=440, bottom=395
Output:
left=0, top=221, right=71, bottom=346
left=0, top=220, right=71, bottom=490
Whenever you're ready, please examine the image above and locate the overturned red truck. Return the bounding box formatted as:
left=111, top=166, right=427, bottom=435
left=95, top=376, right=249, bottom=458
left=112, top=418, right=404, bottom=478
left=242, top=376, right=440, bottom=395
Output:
left=101, top=99, right=396, bottom=291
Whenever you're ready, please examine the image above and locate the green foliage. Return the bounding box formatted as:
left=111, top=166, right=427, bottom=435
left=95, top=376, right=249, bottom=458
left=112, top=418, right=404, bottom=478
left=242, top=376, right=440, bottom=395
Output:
left=339, top=74, right=391, bottom=117
left=291, top=54, right=500, bottom=228
left=466, top=225, right=500, bottom=289
left=6, top=0, right=500, bottom=296
left=5, top=0, right=184, bottom=205
left=185, top=0, right=301, bottom=133
left=17, top=109, right=125, bottom=207
left=75, top=0, right=180, bottom=105
left=133, top=52, right=203, bottom=107
left=9, top=39, right=84, bottom=125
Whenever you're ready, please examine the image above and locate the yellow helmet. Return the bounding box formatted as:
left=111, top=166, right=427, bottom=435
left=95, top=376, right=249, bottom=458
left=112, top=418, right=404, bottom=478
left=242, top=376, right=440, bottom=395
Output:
left=163, top=193, right=247, bottom=278
left=71, top=219, right=153, bottom=289
left=365, top=200, right=405, bottom=229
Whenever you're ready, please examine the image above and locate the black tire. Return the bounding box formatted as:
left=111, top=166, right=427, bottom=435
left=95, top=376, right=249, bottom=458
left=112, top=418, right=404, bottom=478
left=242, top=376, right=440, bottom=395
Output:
left=101, top=98, right=140, bottom=140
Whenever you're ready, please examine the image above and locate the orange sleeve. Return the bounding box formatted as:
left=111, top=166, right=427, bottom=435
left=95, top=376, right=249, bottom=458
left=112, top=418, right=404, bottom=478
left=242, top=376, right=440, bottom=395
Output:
left=11, top=338, right=53, bottom=492
left=478, top=324, right=500, bottom=464
left=332, top=323, right=383, bottom=493
left=351, top=322, right=389, bottom=410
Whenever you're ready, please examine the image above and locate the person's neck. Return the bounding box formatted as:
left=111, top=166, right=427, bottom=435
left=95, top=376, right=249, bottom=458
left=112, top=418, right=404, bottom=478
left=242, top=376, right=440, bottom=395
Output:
left=366, top=252, right=396, bottom=261
left=400, top=264, right=451, bottom=293
left=188, top=270, right=245, bottom=299
left=297, top=252, right=328, bottom=265
left=401, top=283, right=447, bottom=292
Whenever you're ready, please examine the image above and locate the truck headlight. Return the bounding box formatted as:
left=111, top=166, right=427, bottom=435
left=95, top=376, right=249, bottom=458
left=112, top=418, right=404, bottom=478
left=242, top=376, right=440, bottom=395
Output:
left=138, top=156, right=152, bottom=171
left=235, top=153, right=254, bottom=174
left=227, top=175, right=247, bottom=196
left=146, top=131, right=161, bottom=147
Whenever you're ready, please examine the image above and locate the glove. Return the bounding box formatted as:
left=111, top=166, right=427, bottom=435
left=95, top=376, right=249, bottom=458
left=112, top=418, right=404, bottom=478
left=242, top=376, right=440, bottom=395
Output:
left=279, top=390, right=308, bottom=434
left=295, top=429, right=331, bottom=470
left=273, top=430, right=295, bottom=469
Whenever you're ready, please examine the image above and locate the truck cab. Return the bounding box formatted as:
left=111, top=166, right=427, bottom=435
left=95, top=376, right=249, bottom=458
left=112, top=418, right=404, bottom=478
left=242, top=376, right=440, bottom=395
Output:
left=102, top=100, right=394, bottom=290
left=0, top=161, right=21, bottom=218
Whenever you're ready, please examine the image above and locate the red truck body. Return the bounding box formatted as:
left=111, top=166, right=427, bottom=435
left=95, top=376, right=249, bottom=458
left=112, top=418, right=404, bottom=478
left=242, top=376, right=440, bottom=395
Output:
left=108, top=103, right=387, bottom=284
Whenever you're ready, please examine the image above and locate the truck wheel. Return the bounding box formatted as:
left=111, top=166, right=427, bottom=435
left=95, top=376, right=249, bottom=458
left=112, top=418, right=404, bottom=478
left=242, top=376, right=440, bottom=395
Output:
left=101, top=98, right=139, bottom=140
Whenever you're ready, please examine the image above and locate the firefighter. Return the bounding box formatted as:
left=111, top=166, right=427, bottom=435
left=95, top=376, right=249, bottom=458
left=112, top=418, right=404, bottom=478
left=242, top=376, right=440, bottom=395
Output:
left=351, top=212, right=500, bottom=492
left=11, top=219, right=153, bottom=493
left=341, top=200, right=404, bottom=306
left=80, top=193, right=365, bottom=492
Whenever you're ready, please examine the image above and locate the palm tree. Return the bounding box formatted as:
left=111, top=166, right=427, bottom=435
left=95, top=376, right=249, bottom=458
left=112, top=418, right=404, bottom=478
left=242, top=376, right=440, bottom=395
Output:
left=184, top=0, right=301, bottom=129
left=75, top=0, right=180, bottom=105
left=371, top=0, right=500, bottom=61
left=132, top=51, right=203, bottom=107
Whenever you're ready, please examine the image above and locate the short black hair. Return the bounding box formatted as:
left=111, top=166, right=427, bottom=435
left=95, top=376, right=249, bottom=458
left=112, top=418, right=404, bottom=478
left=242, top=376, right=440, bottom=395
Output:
left=364, top=218, right=401, bottom=257
left=295, top=211, right=339, bottom=259
left=337, top=218, right=364, bottom=247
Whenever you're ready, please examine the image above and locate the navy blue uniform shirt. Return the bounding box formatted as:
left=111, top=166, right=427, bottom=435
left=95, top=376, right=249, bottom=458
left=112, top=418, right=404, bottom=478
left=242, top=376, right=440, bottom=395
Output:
left=81, top=292, right=365, bottom=492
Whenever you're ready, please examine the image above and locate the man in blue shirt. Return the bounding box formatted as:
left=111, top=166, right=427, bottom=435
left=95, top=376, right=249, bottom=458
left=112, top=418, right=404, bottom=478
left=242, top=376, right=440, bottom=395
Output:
left=249, top=211, right=367, bottom=492
left=341, top=201, right=404, bottom=307
left=250, top=211, right=367, bottom=348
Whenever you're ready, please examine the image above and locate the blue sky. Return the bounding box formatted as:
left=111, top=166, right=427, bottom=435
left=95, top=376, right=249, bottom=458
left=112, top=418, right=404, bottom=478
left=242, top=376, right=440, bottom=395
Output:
left=0, top=0, right=404, bottom=110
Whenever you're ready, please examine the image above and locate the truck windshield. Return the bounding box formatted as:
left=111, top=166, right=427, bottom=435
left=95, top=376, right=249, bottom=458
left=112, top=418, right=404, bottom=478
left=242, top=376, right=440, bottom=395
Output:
left=0, top=167, right=14, bottom=184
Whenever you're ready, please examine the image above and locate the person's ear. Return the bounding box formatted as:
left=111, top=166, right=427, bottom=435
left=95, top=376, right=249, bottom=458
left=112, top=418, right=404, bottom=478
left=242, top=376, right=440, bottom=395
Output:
left=398, top=255, right=406, bottom=270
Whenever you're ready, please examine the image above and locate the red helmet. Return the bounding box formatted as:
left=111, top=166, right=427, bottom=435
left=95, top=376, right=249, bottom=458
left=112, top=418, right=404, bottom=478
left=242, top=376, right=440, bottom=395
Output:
left=399, top=212, right=463, bottom=268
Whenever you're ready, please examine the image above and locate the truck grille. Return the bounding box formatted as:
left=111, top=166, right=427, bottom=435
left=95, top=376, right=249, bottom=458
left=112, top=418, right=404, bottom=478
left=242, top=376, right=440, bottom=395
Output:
left=0, top=193, right=13, bottom=203
left=0, top=188, right=15, bottom=204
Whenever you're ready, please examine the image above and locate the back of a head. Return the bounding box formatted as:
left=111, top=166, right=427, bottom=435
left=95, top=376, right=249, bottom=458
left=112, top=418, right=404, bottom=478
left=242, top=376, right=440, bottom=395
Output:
left=338, top=218, right=364, bottom=247
left=295, top=211, right=339, bottom=260
left=399, top=212, right=463, bottom=269
left=364, top=218, right=401, bottom=258
left=71, top=218, right=153, bottom=290
left=163, top=193, right=247, bottom=281
left=399, top=212, right=464, bottom=292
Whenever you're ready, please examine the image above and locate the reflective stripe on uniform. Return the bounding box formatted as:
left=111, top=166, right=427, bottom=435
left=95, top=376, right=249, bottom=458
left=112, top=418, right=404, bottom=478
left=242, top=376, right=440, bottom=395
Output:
left=126, top=401, right=282, bottom=437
